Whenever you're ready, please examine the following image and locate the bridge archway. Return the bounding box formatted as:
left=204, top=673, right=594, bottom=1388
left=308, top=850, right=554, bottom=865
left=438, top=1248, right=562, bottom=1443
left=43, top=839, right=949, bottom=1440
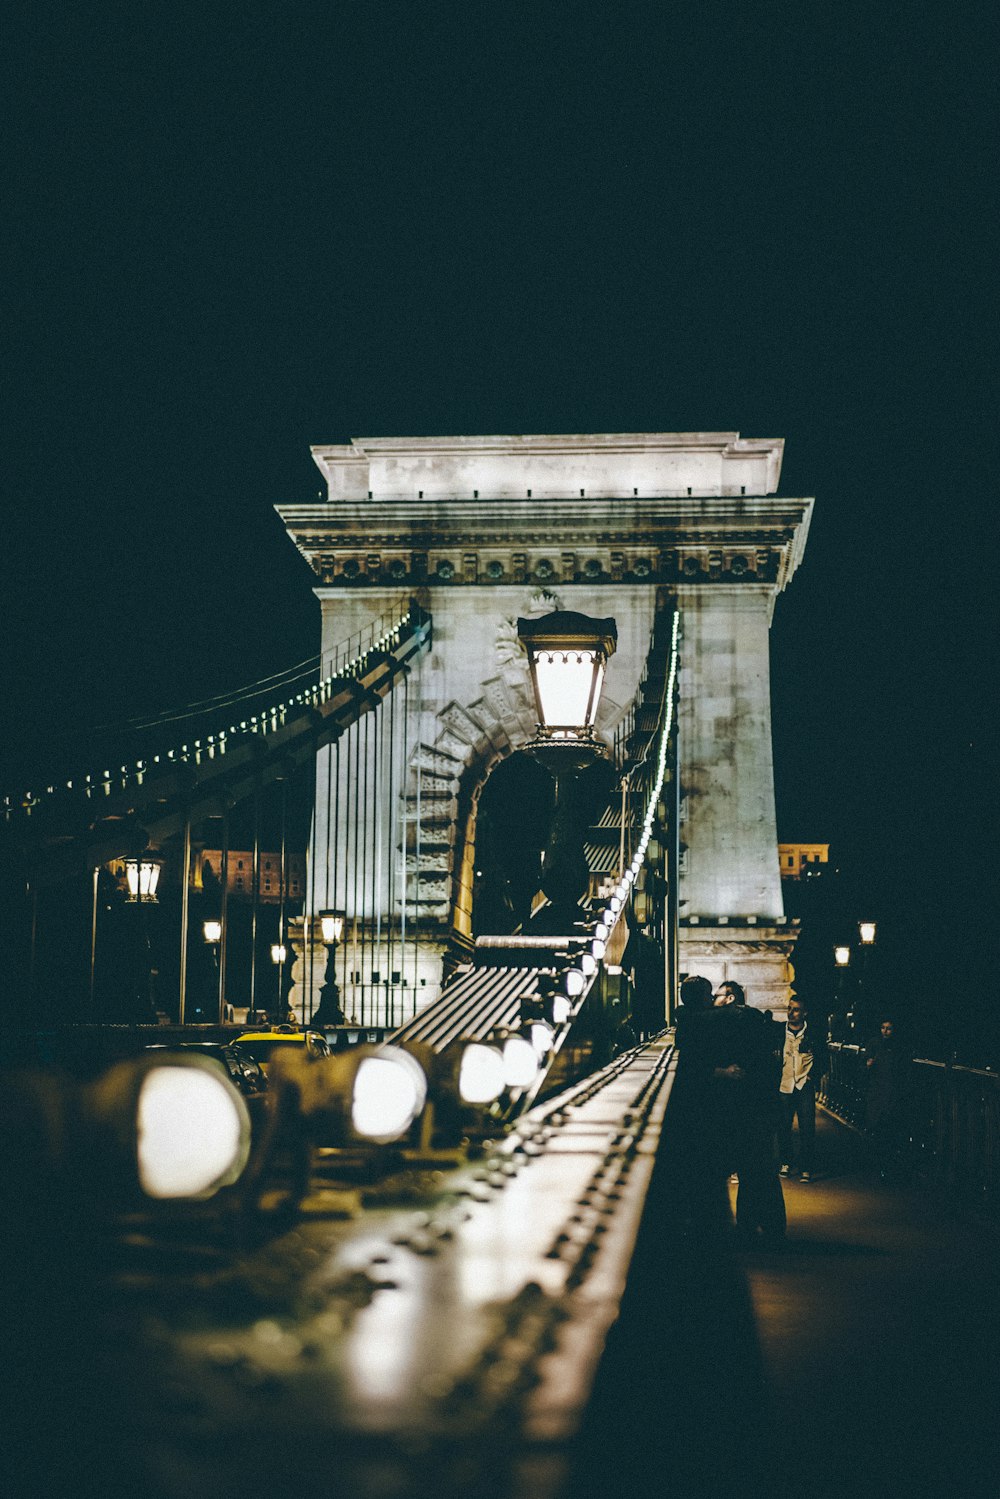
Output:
left=279, top=432, right=813, bottom=1016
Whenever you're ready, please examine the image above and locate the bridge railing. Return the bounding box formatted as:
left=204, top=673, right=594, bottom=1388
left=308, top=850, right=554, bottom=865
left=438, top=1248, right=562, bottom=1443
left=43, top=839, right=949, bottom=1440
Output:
left=2, top=602, right=426, bottom=828
left=822, top=1040, right=1000, bottom=1215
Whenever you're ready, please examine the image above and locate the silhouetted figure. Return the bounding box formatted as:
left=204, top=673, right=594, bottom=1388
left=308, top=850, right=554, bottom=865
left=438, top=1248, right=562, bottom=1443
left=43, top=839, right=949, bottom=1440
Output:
left=865, top=1017, right=908, bottom=1179
left=674, top=973, right=714, bottom=1046
left=672, top=977, right=785, bottom=1244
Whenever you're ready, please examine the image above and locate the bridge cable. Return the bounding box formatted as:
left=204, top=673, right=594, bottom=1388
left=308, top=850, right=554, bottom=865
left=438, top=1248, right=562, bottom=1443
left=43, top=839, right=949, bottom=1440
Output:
left=399, top=667, right=409, bottom=1025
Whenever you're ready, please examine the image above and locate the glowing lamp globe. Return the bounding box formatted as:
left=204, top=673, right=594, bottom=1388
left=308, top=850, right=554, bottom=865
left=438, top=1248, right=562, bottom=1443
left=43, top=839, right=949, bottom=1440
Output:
left=516, top=611, right=618, bottom=740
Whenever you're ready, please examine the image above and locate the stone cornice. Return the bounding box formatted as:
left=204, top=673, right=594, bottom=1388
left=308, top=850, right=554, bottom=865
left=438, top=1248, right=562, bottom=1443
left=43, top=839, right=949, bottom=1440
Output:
left=276, top=494, right=813, bottom=595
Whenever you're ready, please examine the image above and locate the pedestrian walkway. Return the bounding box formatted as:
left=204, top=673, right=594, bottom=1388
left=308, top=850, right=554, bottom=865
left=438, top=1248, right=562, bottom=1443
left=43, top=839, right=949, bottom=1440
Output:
left=570, top=1108, right=1000, bottom=1499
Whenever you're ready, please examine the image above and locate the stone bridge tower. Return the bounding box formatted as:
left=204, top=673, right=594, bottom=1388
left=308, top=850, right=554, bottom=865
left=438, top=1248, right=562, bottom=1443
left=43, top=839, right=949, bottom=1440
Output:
left=278, top=433, right=812, bottom=1015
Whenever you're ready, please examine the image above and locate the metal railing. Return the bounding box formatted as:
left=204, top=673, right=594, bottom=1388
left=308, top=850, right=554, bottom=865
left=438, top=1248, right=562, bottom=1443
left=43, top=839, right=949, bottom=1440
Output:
left=822, top=1041, right=1000, bottom=1214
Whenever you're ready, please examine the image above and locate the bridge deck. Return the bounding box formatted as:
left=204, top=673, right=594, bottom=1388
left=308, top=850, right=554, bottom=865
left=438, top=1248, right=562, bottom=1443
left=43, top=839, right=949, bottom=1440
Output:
left=6, top=1072, right=998, bottom=1499
left=576, top=1109, right=1000, bottom=1499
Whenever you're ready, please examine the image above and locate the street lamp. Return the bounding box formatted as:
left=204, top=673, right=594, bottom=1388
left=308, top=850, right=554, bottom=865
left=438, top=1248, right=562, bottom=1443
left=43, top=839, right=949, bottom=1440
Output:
left=517, top=610, right=617, bottom=930
left=123, top=852, right=163, bottom=904
left=270, top=941, right=289, bottom=1021
left=857, top=921, right=877, bottom=1034
left=313, top=909, right=347, bottom=1027
left=203, top=919, right=222, bottom=945
left=833, top=944, right=853, bottom=1036
left=517, top=610, right=617, bottom=744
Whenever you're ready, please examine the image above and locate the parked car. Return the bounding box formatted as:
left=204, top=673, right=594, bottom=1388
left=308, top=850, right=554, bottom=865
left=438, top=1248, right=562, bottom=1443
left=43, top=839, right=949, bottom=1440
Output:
left=232, top=1026, right=331, bottom=1075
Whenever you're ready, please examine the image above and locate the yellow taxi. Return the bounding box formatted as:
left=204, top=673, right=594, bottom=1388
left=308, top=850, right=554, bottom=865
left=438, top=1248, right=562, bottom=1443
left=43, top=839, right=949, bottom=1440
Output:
left=233, top=1025, right=331, bottom=1075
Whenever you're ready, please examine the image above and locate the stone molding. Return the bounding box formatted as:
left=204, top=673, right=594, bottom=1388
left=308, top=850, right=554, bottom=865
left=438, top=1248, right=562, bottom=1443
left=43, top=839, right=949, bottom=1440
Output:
left=307, top=432, right=785, bottom=501
left=276, top=492, right=813, bottom=595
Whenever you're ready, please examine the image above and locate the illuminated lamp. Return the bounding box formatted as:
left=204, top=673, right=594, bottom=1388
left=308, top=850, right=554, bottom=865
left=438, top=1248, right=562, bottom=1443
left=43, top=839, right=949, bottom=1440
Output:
left=458, top=1042, right=506, bottom=1105
left=834, top=945, right=851, bottom=967
left=272, top=1044, right=428, bottom=1145
left=517, top=611, right=617, bottom=741
left=350, top=1047, right=427, bottom=1143
left=123, top=851, right=163, bottom=904
left=203, top=919, right=222, bottom=944
left=270, top=943, right=287, bottom=965
left=527, top=1020, right=555, bottom=1056
left=859, top=921, right=877, bottom=945
left=565, top=968, right=586, bottom=999
left=320, top=909, right=345, bottom=945
left=88, top=1053, right=251, bottom=1201
left=501, top=1034, right=541, bottom=1090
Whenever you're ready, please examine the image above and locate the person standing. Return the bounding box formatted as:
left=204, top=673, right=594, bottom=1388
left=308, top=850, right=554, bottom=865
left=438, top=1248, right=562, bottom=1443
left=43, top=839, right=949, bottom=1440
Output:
left=865, top=1017, right=908, bottom=1179
left=693, top=980, right=785, bottom=1243
left=778, top=997, right=827, bottom=1182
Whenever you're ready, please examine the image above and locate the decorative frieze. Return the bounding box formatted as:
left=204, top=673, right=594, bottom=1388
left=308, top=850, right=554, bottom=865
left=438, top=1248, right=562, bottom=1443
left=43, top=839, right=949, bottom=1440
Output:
left=304, top=545, right=784, bottom=588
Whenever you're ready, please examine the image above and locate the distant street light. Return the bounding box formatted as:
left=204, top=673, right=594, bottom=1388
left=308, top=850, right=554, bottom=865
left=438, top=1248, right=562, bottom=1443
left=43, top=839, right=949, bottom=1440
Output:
left=270, top=943, right=287, bottom=965
left=320, top=910, right=345, bottom=945
left=124, top=852, right=163, bottom=904
left=314, top=909, right=347, bottom=1027
left=834, top=945, right=851, bottom=967
left=203, top=919, right=222, bottom=945
left=859, top=921, right=877, bottom=945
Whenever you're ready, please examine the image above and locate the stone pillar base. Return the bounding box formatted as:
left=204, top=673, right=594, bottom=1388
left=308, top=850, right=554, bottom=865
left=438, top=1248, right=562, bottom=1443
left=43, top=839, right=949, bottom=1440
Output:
left=679, top=920, right=799, bottom=1015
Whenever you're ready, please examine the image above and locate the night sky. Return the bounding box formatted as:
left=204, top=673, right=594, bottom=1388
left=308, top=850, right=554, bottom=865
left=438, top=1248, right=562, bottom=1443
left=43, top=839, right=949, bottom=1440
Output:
left=3, top=6, right=994, bottom=1040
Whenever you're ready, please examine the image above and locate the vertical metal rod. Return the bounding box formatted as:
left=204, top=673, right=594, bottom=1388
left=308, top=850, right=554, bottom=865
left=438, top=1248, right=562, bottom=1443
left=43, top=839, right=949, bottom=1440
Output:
left=413, top=659, right=422, bottom=1012
left=249, top=777, right=260, bottom=1017
left=374, top=697, right=384, bottom=1027
left=28, top=880, right=38, bottom=1010
left=335, top=735, right=345, bottom=1015
left=350, top=717, right=361, bottom=1023
left=303, top=813, right=313, bottom=1023
left=278, top=774, right=288, bottom=1017
left=387, top=673, right=397, bottom=1028
left=89, top=866, right=99, bottom=1018
left=178, top=814, right=192, bottom=1025
left=307, top=738, right=319, bottom=1024
left=399, top=670, right=408, bottom=1025
left=219, top=804, right=229, bottom=1023
left=665, top=720, right=680, bottom=1025
left=360, top=709, right=370, bottom=1025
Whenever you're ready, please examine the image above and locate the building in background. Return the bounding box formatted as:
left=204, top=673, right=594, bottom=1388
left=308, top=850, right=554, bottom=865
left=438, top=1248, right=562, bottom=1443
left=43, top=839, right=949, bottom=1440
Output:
left=779, top=842, right=829, bottom=880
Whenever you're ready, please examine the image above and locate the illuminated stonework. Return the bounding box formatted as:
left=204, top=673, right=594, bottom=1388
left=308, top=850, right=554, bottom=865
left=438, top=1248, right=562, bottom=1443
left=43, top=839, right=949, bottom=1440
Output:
left=277, top=432, right=813, bottom=1015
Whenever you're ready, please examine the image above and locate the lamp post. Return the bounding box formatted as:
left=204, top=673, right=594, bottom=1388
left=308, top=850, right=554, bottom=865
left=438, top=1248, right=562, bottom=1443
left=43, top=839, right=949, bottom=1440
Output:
left=834, top=944, right=852, bottom=1035
left=858, top=920, right=876, bottom=1035
left=270, top=941, right=288, bottom=1020
left=517, top=611, right=617, bottom=932
left=313, top=909, right=346, bottom=1028
left=123, top=852, right=163, bottom=904
left=122, top=850, right=163, bottom=1023
left=203, top=919, right=222, bottom=1024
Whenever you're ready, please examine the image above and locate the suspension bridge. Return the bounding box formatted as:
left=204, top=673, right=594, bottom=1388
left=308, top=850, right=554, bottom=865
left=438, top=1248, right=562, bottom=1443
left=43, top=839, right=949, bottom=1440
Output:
left=2, top=432, right=995, bottom=1499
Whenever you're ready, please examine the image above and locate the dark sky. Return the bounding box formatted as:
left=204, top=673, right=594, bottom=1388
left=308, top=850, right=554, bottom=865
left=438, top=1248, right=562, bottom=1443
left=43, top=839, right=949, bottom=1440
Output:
left=2, top=5, right=995, bottom=1018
